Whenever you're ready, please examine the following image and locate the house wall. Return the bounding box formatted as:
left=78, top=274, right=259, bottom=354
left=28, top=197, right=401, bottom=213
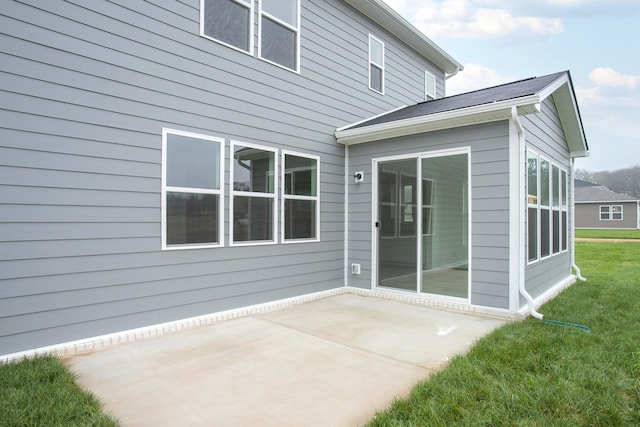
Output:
left=575, top=202, right=639, bottom=229
left=522, top=97, right=572, bottom=301
left=347, top=121, right=512, bottom=309
left=0, top=0, right=443, bottom=355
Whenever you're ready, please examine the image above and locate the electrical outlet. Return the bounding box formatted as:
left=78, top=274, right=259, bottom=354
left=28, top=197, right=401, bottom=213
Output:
left=351, top=263, right=361, bottom=275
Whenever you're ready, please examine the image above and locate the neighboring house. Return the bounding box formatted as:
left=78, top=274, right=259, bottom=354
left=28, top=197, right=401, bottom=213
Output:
left=574, top=180, right=640, bottom=229
left=0, top=0, right=588, bottom=359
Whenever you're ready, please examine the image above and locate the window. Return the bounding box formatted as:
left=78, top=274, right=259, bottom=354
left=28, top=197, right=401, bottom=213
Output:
left=425, top=71, right=436, bottom=101
left=231, top=142, right=277, bottom=245
left=283, top=151, right=319, bottom=241
left=162, top=129, right=224, bottom=249
left=201, top=0, right=253, bottom=53
left=369, top=34, right=384, bottom=94
left=526, top=150, right=568, bottom=262
left=422, top=179, right=435, bottom=236
left=600, top=205, right=623, bottom=220
left=259, top=0, right=300, bottom=71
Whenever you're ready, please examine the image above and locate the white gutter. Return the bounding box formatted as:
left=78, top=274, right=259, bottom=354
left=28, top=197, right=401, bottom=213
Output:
left=344, top=145, right=349, bottom=287
left=511, top=107, right=544, bottom=319
left=336, top=95, right=542, bottom=145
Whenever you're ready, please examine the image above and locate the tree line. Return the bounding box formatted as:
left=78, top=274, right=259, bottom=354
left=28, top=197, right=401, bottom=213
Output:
left=575, top=165, right=640, bottom=199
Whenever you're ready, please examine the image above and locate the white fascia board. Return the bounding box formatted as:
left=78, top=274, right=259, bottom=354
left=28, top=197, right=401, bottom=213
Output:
left=336, top=95, right=541, bottom=145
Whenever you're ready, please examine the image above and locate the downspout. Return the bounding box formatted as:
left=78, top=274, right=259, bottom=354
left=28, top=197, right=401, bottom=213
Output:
left=344, top=144, right=349, bottom=287
left=511, top=107, right=544, bottom=320
left=570, top=158, right=587, bottom=281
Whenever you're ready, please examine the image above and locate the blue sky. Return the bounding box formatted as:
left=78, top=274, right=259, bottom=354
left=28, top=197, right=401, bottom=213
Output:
left=381, top=0, right=640, bottom=172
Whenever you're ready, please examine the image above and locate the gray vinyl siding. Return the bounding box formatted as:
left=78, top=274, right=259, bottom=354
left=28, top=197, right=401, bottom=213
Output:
left=347, top=121, right=511, bottom=309
left=523, top=97, right=573, bottom=301
left=0, top=0, right=442, bottom=354
left=575, top=202, right=639, bottom=229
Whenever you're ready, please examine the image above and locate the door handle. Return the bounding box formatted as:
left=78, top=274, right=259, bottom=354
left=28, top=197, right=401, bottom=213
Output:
left=375, top=221, right=381, bottom=228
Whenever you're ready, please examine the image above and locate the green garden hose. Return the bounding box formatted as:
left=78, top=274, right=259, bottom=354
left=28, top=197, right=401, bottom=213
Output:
left=542, top=318, right=591, bottom=333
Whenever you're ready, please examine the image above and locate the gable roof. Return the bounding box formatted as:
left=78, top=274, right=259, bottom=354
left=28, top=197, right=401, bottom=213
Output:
left=335, top=71, right=589, bottom=158
left=575, top=184, right=639, bottom=203
left=343, top=0, right=462, bottom=75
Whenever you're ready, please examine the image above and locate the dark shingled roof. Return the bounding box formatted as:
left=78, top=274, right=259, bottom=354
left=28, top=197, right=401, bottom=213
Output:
left=575, top=185, right=639, bottom=203
left=348, top=71, right=568, bottom=130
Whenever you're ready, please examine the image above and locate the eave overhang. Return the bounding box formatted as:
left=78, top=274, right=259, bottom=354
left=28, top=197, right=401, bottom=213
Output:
left=335, top=95, right=542, bottom=146
left=343, top=0, right=463, bottom=75
left=335, top=72, right=589, bottom=159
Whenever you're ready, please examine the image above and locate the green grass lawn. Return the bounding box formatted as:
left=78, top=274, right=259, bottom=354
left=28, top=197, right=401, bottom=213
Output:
left=0, top=355, right=119, bottom=427
left=368, top=240, right=640, bottom=426
left=1, top=242, right=639, bottom=426
left=575, top=228, right=640, bottom=239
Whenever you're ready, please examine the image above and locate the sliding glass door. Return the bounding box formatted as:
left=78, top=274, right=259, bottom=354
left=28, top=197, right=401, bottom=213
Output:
left=376, top=150, right=469, bottom=299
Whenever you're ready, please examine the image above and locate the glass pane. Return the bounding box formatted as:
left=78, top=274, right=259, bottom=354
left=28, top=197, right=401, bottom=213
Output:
left=203, top=0, right=250, bottom=51
left=284, top=199, right=316, bottom=239
left=166, top=192, right=218, bottom=245
left=377, top=159, right=417, bottom=291
left=233, top=145, right=275, bottom=193
left=261, top=17, right=296, bottom=70
left=600, top=206, right=609, bottom=220
left=562, top=211, right=568, bottom=251
left=166, top=133, right=219, bottom=189
left=262, top=0, right=297, bottom=26
left=422, top=207, right=432, bottom=235
left=552, top=210, right=560, bottom=254
left=284, top=154, right=317, bottom=196
left=370, top=65, right=383, bottom=92
left=528, top=207, right=538, bottom=261
left=527, top=151, right=537, bottom=204
left=370, top=38, right=383, bottom=65
left=233, top=196, right=274, bottom=242
left=420, top=154, right=468, bottom=298
left=552, top=165, right=560, bottom=206
left=541, top=208, right=550, bottom=257
left=426, top=73, right=435, bottom=98
left=561, top=170, right=567, bottom=207
left=540, top=159, right=550, bottom=206
left=612, top=205, right=623, bottom=220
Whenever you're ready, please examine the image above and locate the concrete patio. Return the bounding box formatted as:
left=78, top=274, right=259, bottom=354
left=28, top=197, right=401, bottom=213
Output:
left=66, top=293, right=507, bottom=426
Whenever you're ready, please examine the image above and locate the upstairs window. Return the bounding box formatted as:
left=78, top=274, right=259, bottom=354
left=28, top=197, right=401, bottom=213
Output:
left=369, top=34, right=385, bottom=94
left=283, top=151, right=319, bottom=241
left=201, top=0, right=253, bottom=53
left=259, top=0, right=300, bottom=71
left=162, top=129, right=224, bottom=249
left=425, top=71, right=436, bottom=100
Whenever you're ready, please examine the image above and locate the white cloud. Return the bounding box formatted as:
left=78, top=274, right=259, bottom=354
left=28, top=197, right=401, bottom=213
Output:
left=382, top=0, right=563, bottom=40
left=589, top=67, right=640, bottom=90
left=446, top=63, right=514, bottom=95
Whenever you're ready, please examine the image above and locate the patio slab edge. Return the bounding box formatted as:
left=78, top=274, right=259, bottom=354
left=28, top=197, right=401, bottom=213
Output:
left=1, top=286, right=522, bottom=364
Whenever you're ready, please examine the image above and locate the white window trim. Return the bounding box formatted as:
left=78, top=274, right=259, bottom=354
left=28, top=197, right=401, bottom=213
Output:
left=425, top=70, right=436, bottom=101
left=199, top=0, right=254, bottom=56
left=230, top=140, right=278, bottom=246
left=526, top=149, right=569, bottom=264
left=281, top=150, right=320, bottom=243
left=368, top=34, right=385, bottom=94
left=600, top=204, right=623, bottom=221
left=161, top=128, right=225, bottom=250
left=258, top=0, right=301, bottom=73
